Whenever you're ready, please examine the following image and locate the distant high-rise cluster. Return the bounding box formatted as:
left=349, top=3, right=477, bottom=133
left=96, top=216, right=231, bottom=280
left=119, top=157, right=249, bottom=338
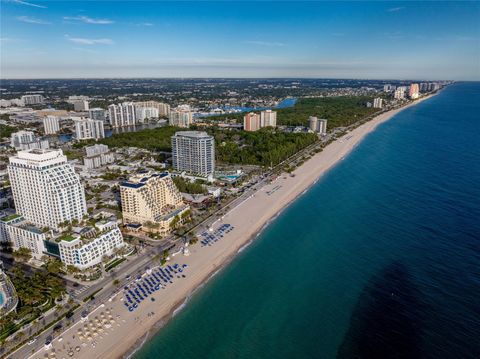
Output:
left=244, top=110, right=277, bottom=131
left=135, top=101, right=170, bottom=117
left=308, top=116, right=328, bottom=135
left=169, top=107, right=193, bottom=127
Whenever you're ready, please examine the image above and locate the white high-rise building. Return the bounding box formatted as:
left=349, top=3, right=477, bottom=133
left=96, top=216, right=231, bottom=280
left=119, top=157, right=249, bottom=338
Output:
left=394, top=87, right=407, bottom=100
left=108, top=103, right=137, bottom=127
left=135, top=107, right=159, bottom=122
left=10, top=130, right=49, bottom=150
left=373, top=98, right=383, bottom=109
left=88, top=108, right=106, bottom=122
left=43, top=115, right=60, bottom=135
left=169, top=109, right=193, bottom=128
left=8, top=149, right=87, bottom=230
left=260, top=110, right=277, bottom=127
left=171, top=131, right=215, bottom=175
left=74, top=117, right=105, bottom=140
left=308, top=116, right=328, bottom=135
left=21, top=94, right=44, bottom=105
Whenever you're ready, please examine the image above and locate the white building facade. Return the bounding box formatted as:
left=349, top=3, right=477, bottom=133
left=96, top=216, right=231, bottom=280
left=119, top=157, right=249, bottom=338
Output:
left=308, top=116, right=328, bottom=135
left=373, top=98, right=383, bottom=109
left=21, top=95, right=44, bottom=106
left=108, top=103, right=137, bottom=128
left=260, top=110, right=277, bottom=127
left=10, top=130, right=49, bottom=150
left=8, top=149, right=87, bottom=230
left=169, top=109, right=193, bottom=128
left=43, top=115, right=60, bottom=135
left=58, top=222, right=124, bottom=269
left=74, top=117, right=105, bottom=140
left=171, top=131, right=215, bottom=175
left=84, top=144, right=114, bottom=169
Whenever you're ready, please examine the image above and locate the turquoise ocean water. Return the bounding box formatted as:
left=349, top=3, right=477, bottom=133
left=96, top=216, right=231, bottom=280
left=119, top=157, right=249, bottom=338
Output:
left=135, top=82, right=480, bottom=359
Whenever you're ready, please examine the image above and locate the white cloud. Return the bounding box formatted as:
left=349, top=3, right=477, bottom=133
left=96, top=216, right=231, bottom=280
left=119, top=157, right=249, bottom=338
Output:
left=63, top=16, right=114, bottom=25
left=387, top=7, right=404, bottom=12
left=137, top=22, right=154, bottom=27
left=17, top=16, right=51, bottom=25
left=243, top=40, right=285, bottom=47
left=13, top=0, right=47, bottom=9
left=0, top=37, right=24, bottom=43
left=64, top=35, right=114, bottom=45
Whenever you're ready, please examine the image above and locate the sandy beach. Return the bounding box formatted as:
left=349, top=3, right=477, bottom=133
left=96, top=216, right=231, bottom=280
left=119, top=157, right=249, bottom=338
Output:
left=28, top=93, right=437, bottom=359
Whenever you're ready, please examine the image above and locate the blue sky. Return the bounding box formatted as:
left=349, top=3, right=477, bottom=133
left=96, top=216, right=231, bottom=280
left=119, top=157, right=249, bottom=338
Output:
left=1, top=1, right=479, bottom=79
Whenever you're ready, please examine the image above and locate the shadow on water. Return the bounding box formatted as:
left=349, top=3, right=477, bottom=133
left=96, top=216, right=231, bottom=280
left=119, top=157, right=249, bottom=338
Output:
left=337, top=262, right=425, bottom=359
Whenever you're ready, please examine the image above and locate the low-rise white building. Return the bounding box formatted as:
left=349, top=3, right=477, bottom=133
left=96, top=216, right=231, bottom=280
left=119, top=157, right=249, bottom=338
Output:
left=84, top=144, right=114, bottom=169
left=10, top=130, right=49, bottom=150
left=0, top=215, right=46, bottom=260
left=57, top=221, right=124, bottom=270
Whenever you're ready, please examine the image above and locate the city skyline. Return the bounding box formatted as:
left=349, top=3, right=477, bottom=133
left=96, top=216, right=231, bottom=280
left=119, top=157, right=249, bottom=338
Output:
left=1, top=1, right=479, bottom=80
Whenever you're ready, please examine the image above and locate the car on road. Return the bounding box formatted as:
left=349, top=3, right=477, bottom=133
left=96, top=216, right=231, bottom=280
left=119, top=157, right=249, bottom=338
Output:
left=27, top=339, right=36, bottom=345
left=44, top=338, right=52, bottom=350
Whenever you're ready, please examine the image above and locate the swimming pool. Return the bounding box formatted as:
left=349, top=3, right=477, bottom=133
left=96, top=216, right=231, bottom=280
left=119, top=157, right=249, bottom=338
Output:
left=0, top=292, right=4, bottom=307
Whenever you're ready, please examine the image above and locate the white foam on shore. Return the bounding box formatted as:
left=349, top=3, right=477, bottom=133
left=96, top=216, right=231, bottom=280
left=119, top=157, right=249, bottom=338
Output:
left=237, top=240, right=253, bottom=253
left=172, top=297, right=189, bottom=317
left=125, top=333, right=150, bottom=359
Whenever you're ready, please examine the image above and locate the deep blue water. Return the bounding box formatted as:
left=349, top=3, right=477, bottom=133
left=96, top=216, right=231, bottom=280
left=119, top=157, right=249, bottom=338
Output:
left=135, top=82, right=480, bottom=359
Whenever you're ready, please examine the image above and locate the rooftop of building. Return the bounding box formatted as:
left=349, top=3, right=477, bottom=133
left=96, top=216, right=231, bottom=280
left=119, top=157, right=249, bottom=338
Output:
left=121, top=171, right=169, bottom=188
left=10, top=148, right=65, bottom=163
left=173, top=131, right=212, bottom=138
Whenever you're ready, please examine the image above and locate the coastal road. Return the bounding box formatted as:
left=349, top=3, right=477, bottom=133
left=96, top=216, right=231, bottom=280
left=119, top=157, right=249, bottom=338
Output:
left=8, top=240, right=180, bottom=359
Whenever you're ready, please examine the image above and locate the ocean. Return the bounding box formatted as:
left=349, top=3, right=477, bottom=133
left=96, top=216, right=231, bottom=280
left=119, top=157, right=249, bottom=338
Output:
left=134, top=82, right=480, bottom=359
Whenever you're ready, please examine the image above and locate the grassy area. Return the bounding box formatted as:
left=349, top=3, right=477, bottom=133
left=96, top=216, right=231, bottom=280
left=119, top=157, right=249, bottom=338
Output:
left=105, top=257, right=126, bottom=272
left=2, top=214, right=21, bottom=222
left=58, top=234, right=76, bottom=242
left=204, top=96, right=380, bottom=128
left=172, top=176, right=207, bottom=194
left=63, top=150, right=83, bottom=161
left=0, top=124, right=16, bottom=140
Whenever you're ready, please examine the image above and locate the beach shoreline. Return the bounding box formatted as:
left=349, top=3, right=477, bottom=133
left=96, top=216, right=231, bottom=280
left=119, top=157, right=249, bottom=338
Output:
left=30, top=92, right=439, bottom=359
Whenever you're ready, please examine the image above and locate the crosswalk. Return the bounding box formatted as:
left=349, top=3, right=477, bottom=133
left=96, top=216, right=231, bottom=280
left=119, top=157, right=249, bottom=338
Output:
left=73, top=286, right=88, bottom=296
